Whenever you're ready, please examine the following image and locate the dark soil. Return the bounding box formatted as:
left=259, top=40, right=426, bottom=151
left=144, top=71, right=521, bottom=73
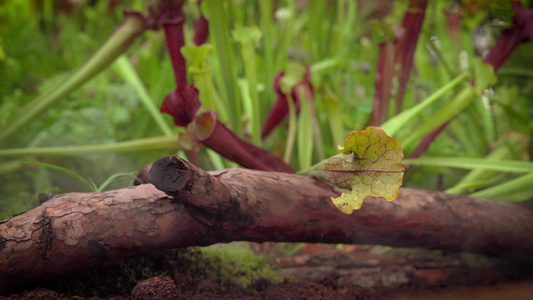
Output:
left=3, top=244, right=533, bottom=299
left=2, top=275, right=385, bottom=300
left=129, top=274, right=385, bottom=300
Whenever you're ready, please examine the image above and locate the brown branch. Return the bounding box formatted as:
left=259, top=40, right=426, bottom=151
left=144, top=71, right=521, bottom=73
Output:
left=1, top=155, right=532, bottom=293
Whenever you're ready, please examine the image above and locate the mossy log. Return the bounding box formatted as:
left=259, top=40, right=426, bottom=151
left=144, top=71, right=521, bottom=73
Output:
left=1, top=155, right=533, bottom=293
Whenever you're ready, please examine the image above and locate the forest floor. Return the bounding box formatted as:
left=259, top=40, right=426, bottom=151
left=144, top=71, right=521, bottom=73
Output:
left=4, top=243, right=533, bottom=300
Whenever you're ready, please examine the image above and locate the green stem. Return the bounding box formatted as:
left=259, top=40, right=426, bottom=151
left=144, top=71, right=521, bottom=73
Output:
left=308, top=0, right=326, bottom=61
left=470, top=172, right=533, bottom=202
left=283, top=93, right=297, bottom=164
left=309, top=98, right=325, bottom=161
left=195, top=68, right=229, bottom=121
left=427, top=36, right=457, bottom=77
left=0, top=14, right=147, bottom=142
left=237, top=79, right=253, bottom=131
left=275, top=0, right=296, bottom=69
left=259, top=0, right=275, bottom=106
left=113, top=55, right=173, bottom=136
left=96, top=172, right=139, bottom=192
left=180, top=44, right=229, bottom=169
left=402, top=157, right=533, bottom=173
left=233, top=26, right=262, bottom=145
left=242, top=48, right=261, bottom=145
left=0, top=160, right=25, bottom=176
left=181, top=45, right=229, bottom=122
left=323, top=87, right=345, bottom=147
left=495, top=68, right=533, bottom=78
left=446, top=138, right=525, bottom=194
left=204, top=0, right=242, bottom=135
left=400, top=84, right=477, bottom=151
left=337, top=0, right=357, bottom=60
left=22, top=161, right=96, bottom=191
left=380, top=72, right=469, bottom=137
left=448, top=117, right=480, bottom=156
left=0, top=136, right=180, bottom=157
left=297, top=88, right=313, bottom=170
left=206, top=148, right=225, bottom=170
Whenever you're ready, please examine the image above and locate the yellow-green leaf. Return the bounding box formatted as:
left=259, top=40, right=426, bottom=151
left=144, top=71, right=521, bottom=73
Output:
left=302, top=126, right=404, bottom=214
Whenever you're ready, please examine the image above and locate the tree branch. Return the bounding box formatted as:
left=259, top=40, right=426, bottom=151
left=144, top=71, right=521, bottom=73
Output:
left=1, top=155, right=532, bottom=293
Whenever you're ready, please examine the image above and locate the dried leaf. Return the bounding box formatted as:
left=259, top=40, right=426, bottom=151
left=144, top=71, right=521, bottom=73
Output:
left=302, top=127, right=404, bottom=214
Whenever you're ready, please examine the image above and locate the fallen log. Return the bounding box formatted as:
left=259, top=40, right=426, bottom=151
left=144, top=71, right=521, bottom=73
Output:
left=1, top=155, right=532, bottom=293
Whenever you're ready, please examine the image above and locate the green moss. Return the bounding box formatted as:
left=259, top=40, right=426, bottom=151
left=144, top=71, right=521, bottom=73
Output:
left=195, top=243, right=283, bottom=293
left=43, top=244, right=282, bottom=297
left=460, top=253, right=492, bottom=269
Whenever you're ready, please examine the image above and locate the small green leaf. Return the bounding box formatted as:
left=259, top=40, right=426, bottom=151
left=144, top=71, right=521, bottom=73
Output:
left=302, top=127, right=404, bottom=214
left=181, top=44, right=213, bottom=73
left=473, top=58, right=497, bottom=94
left=280, top=63, right=306, bottom=94
left=231, top=25, right=262, bottom=44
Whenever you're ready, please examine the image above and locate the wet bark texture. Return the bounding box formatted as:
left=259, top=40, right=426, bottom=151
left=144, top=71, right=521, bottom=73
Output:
left=1, top=155, right=533, bottom=293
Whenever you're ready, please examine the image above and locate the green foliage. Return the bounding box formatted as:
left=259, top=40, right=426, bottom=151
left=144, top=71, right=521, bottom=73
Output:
left=203, top=0, right=242, bottom=136
left=1, top=0, right=533, bottom=220
left=0, top=1, right=171, bottom=219
left=232, top=25, right=263, bottom=145
left=381, top=72, right=470, bottom=137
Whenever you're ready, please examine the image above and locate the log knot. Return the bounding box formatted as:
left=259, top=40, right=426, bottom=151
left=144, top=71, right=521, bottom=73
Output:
left=150, top=156, right=240, bottom=215
left=149, top=155, right=193, bottom=193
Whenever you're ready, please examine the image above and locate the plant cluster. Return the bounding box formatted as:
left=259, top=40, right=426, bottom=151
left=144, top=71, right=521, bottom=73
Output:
left=1, top=0, right=532, bottom=219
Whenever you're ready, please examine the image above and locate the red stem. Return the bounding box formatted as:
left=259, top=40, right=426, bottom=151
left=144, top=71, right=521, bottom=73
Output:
left=197, top=111, right=294, bottom=173
left=409, top=122, right=448, bottom=158
left=394, top=0, right=427, bottom=114
left=372, top=42, right=394, bottom=126
left=261, top=67, right=313, bottom=138
left=163, top=18, right=187, bottom=87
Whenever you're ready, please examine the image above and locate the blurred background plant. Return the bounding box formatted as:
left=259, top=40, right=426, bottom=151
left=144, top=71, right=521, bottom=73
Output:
left=0, top=0, right=532, bottom=220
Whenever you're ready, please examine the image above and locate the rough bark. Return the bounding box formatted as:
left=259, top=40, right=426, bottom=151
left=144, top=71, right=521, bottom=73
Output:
left=275, top=244, right=520, bottom=294
left=1, top=155, right=533, bottom=293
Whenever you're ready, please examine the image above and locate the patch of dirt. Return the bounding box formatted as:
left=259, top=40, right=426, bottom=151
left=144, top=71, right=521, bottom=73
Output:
left=128, top=274, right=384, bottom=300
left=3, top=244, right=533, bottom=299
